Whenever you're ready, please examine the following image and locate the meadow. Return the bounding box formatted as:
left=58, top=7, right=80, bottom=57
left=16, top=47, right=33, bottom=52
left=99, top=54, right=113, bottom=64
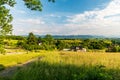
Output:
left=1, top=51, right=120, bottom=80
left=0, top=52, right=42, bottom=67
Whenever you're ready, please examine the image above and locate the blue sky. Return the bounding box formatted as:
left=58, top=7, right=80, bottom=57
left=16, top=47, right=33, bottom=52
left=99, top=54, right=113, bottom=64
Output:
left=9, top=0, right=120, bottom=36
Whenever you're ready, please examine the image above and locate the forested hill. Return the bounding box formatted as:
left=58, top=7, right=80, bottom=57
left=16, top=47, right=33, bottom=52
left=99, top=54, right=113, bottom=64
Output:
left=21, top=35, right=105, bottom=39
left=17, top=35, right=120, bottom=39
left=51, top=35, right=105, bottom=39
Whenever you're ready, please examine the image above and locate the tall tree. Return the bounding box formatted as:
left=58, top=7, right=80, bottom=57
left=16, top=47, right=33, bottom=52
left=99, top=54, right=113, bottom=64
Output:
left=0, top=0, right=55, bottom=35
left=0, top=0, right=16, bottom=35
left=44, top=34, right=54, bottom=45
left=27, top=32, right=37, bottom=45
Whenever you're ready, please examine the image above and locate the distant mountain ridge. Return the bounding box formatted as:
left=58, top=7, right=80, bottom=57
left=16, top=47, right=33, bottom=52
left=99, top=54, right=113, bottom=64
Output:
left=51, top=35, right=105, bottom=39
left=20, top=35, right=105, bottom=39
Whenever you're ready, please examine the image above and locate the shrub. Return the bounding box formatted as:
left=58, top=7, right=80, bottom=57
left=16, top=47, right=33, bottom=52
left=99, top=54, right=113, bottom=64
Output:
left=0, top=44, right=6, bottom=54
left=106, top=45, right=120, bottom=52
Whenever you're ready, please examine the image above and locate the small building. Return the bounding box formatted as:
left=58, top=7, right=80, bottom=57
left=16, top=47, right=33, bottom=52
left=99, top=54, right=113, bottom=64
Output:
left=63, top=48, right=70, bottom=51
left=38, top=42, right=42, bottom=45
left=71, top=46, right=86, bottom=52
left=38, top=41, right=42, bottom=45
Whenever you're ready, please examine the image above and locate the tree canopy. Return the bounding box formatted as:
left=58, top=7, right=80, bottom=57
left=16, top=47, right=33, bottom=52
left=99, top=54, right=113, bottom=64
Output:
left=0, top=0, right=55, bottom=35
left=27, top=32, right=38, bottom=45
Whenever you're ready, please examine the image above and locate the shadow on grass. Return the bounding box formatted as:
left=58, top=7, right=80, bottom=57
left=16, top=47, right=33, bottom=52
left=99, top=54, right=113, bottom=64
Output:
left=1, top=61, right=120, bottom=80
left=0, top=64, right=5, bottom=72
left=0, top=64, right=9, bottom=80
left=12, top=61, right=116, bottom=80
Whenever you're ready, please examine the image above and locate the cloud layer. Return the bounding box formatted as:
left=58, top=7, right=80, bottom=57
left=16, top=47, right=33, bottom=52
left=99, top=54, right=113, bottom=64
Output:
left=65, top=0, right=120, bottom=35
left=12, top=0, right=120, bottom=36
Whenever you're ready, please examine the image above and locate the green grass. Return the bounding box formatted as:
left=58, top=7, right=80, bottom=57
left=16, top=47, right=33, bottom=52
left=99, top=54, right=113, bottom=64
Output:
left=0, top=51, right=46, bottom=67
left=59, top=52, right=120, bottom=68
left=13, top=51, right=120, bottom=80
left=13, top=62, right=113, bottom=80
left=1, top=51, right=120, bottom=80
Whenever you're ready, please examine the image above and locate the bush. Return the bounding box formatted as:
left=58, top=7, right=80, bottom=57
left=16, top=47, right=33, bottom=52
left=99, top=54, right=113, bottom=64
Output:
left=22, top=44, right=40, bottom=51
left=106, top=45, right=120, bottom=52
left=0, top=44, right=6, bottom=54
left=0, top=48, right=6, bottom=54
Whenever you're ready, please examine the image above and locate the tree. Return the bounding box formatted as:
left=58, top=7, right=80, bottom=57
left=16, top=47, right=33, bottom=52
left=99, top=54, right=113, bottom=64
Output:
left=44, top=34, right=54, bottom=45
left=0, top=39, right=6, bottom=54
left=56, top=40, right=67, bottom=50
left=20, top=32, right=39, bottom=51
left=27, top=32, right=37, bottom=45
left=40, top=34, right=56, bottom=50
left=0, top=0, right=55, bottom=35
left=0, top=0, right=15, bottom=35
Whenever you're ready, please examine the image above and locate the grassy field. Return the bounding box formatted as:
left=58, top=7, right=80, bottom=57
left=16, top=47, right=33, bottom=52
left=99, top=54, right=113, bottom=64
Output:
left=59, top=52, right=120, bottom=68
left=0, top=51, right=46, bottom=67
left=1, top=51, right=120, bottom=80
left=2, top=51, right=120, bottom=68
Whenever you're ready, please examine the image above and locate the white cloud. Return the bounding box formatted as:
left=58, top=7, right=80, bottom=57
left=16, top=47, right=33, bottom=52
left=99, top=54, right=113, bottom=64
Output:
left=9, top=7, right=27, bottom=14
left=48, top=14, right=61, bottom=18
left=66, top=0, right=120, bottom=35
left=18, top=18, right=45, bottom=25
left=12, top=18, right=46, bottom=35
left=13, top=0, right=120, bottom=36
left=17, top=10, right=26, bottom=14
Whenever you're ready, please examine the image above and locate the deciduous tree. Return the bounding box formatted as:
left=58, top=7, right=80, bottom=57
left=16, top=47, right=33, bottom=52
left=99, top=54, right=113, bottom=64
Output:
left=0, top=0, right=55, bottom=35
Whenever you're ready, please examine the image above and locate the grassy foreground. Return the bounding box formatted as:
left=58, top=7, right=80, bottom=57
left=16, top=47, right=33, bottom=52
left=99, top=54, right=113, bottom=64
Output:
left=1, top=51, right=120, bottom=80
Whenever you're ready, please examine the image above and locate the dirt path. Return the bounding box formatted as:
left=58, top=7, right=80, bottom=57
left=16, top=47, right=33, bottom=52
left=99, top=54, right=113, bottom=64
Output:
left=0, top=56, right=43, bottom=77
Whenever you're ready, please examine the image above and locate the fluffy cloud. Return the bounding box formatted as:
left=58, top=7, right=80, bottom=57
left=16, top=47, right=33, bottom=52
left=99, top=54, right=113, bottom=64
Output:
left=13, top=0, right=120, bottom=36
left=18, top=18, right=45, bottom=25
left=66, top=0, right=120, bottom=35
left=12, top=18, right=46, bottom=35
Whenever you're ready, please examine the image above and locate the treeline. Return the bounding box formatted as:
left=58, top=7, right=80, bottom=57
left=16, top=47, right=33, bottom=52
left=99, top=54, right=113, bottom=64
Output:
left=1, top=33, right=120, bottom=52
